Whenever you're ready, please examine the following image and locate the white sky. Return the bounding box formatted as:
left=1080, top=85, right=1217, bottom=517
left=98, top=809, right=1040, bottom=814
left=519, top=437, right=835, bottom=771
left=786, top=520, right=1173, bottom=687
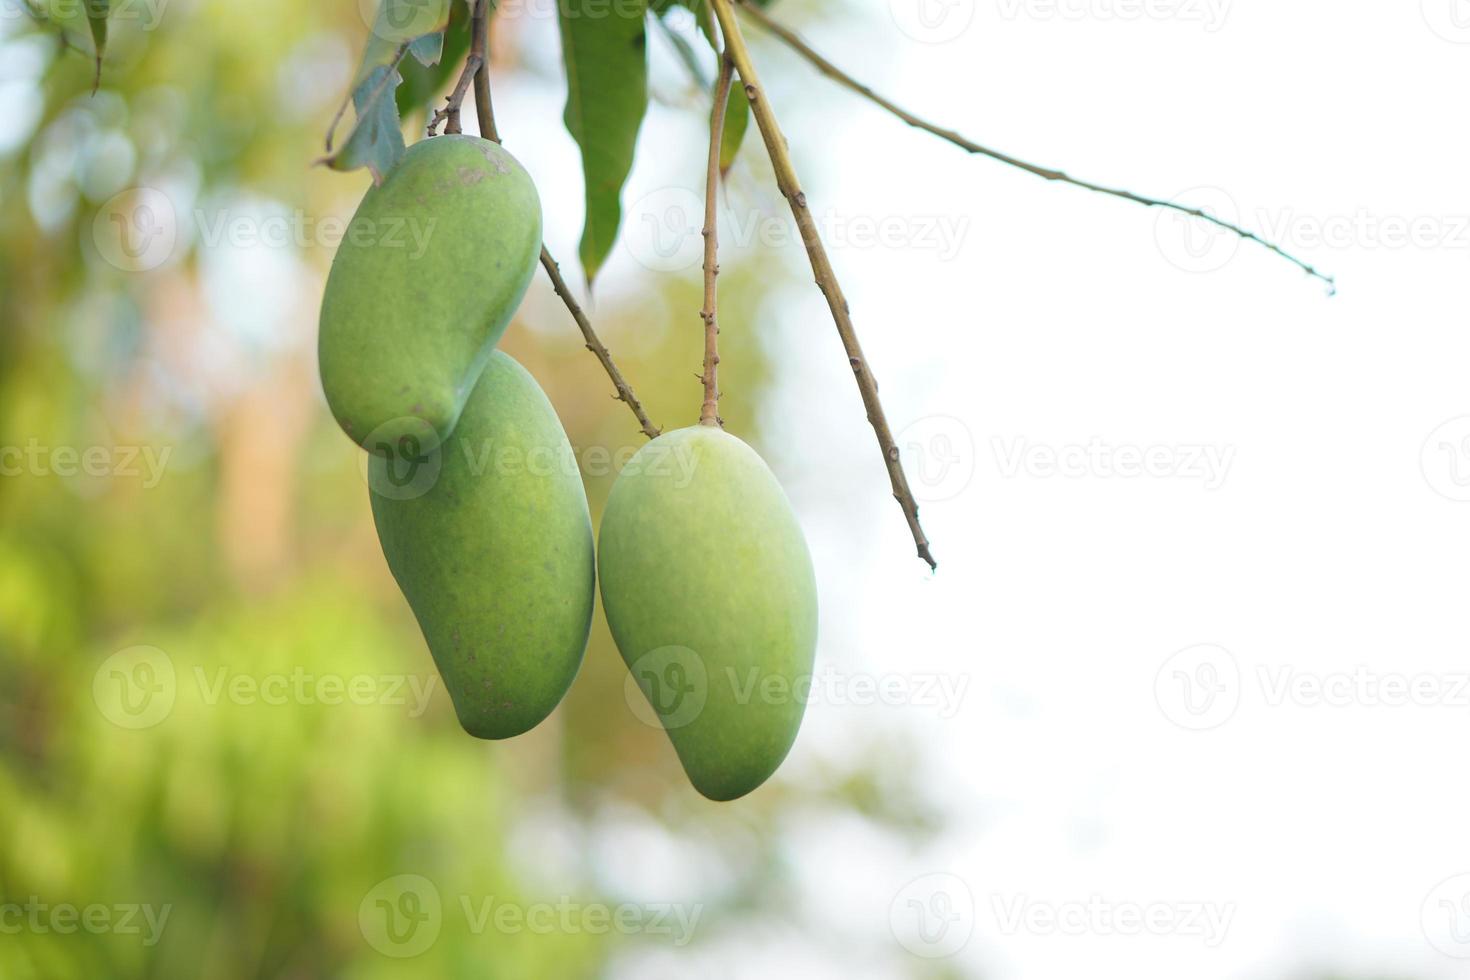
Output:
left=559, top=1, right=1470, bottom=977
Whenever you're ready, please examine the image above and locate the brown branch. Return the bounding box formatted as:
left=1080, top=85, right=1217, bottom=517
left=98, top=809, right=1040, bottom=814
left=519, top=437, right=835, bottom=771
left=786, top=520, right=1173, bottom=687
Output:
left=710, top=0, right=935, bottom=570
left=699, top=56, right=735, bottom=428
left=469, top=0, right=499, bottom=142
left=429, top=52, right=482, bottom=135
left=469, top=0, right=660, bottom=440
left=541, top=250, right=663, bottom=440
left=736, top=0, right=1335, bottom=294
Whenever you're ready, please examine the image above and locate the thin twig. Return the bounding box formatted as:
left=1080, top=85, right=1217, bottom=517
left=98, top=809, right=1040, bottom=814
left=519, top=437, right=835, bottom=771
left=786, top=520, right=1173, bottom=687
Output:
left=736, top=0, right=1334, bottom=293
left=469, top=0, right=660, bottom=440
left=710, top=0, right=935, bottom=570
left=700, top=56, right=735, bottom=428
left=541, top=250, right=663, bottom=440
left=429, top=52, right=483, bottom=135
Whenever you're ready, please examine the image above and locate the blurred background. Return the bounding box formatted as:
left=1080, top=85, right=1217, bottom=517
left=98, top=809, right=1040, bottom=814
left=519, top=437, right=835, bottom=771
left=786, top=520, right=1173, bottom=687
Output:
left=1, top=0, right=1468, bottom=977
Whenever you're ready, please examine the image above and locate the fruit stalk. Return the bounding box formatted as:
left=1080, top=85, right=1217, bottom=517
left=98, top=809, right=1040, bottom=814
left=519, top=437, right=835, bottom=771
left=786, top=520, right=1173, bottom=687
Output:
left=469, top=0, right=662, bottom=440
left=470, top=0, right=498, bottom=141
left=699, top=56, right=734, bottom=428
left=709, top=0, right=936, bottom=570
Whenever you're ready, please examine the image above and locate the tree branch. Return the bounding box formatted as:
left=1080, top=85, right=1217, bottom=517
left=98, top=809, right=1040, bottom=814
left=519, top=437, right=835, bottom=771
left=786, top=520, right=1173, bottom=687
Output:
left=700, top=56, right=735, bottom=428
left=469, top=0, right=660, bottom=440
left=541, top=251, right=663, bottom=440
left=469, top=0, right=498, bottom=142
left=736, top=0, right=1334, bottom=294
left=429, top=52, right=482, bottom=136
left=710, top=0, right=936, bottom=571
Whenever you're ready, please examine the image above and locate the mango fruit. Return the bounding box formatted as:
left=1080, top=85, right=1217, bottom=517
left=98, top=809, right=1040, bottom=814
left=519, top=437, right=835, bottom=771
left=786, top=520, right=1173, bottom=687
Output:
left=319, top=134, right=542, bottom=452
left=597, top=426, right=818, bottom=800
left=369, top=351, right=594, bottom=739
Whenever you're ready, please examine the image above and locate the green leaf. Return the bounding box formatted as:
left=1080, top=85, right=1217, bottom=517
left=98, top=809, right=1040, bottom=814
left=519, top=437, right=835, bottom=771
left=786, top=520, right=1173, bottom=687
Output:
left=323, top=64, right=406, bottom=185
left=85, top=0, right=108, bottom=89
left=396, top=0, right=473, bottom=118
left=558, top=0, right=651, bottom=285
left=355, top=0, right=454, bottom=89
left=719, top=80, right=747, bottom=177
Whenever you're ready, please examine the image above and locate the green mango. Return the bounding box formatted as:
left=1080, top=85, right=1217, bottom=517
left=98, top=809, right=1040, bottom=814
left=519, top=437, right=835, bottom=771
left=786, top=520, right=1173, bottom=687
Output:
left=369, top=351, right=594, bottom=739
left=598, top=425, right=818, bottom=800
left=319, top=134, right=542, bottom=452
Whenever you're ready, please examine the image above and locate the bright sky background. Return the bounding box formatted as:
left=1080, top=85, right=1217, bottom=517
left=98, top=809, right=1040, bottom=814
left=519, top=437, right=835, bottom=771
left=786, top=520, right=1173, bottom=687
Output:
left=527, top=0, right=1469, bottom=976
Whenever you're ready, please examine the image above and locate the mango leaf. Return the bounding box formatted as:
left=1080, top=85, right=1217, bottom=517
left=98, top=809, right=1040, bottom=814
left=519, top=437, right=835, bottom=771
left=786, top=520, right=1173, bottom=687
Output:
left=85, top=0, right=108, bottom=90
left=322, top=64, right=406, bottom=185
left=397, top=0, right=473, bottom=118
left=559, top=0, right=650, bottom=285
left=25, top=0, right=109, bottom=87
left=355, top=0, right=455, bottom=89
left=718, top=80, right=747, bottom=177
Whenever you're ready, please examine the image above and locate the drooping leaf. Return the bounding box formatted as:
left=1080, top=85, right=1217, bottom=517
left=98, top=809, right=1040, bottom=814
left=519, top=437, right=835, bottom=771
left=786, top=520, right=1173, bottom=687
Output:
left=396, top=0, right=474, bottom=119
left=85, top=0, right=108, bottom=90
left=558, top=0, right=651, bottom=285
left=408, top=31, right=445, bottom=66
left=355, top=0, right=455, bottom=89
left=26, top=0, right=108, bottom=86
left=323, top=64, right=406, bottom=185
left=719, top=80, right=747, bottom=177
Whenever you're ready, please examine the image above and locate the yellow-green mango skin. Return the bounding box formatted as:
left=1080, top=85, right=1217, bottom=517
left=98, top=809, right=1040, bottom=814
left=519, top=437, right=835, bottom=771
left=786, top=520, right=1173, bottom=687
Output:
left=598, top=426, right=818, bottom=801
left=369, top=352, right=593, bottom=740
left=319, top=135, right=542, bottom=452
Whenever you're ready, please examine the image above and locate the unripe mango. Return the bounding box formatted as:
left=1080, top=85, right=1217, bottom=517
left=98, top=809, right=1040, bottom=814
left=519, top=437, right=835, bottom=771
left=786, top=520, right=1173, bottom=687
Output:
left=369, top=351, right=594, bottom=739
left=319, top=135, right=542, bottom=451
left=597, top=426, right=818, bottom=801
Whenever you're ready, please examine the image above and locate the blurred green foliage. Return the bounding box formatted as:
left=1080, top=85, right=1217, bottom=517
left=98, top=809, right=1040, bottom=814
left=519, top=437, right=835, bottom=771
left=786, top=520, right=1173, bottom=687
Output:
left=0, top=3, right=943, bottom=977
